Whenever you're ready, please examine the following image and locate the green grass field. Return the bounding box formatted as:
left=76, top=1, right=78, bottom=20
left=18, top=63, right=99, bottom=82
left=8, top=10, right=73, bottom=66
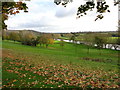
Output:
left=2, top=40, right=120, bottom=88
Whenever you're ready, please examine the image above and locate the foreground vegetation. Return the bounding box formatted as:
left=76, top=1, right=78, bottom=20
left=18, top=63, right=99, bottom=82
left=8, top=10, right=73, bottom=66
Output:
left=2, top=57, right=119, bottom=88
left=2, top=40, right=120, bottom=89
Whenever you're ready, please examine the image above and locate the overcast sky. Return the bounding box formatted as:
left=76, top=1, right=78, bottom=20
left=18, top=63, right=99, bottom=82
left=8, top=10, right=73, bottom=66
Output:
left=5, top=0, right=118, bottom=33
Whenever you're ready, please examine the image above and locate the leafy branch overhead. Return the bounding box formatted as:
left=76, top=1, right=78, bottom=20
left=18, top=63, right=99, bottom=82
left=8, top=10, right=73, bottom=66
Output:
left=2, top=2, right=28, bottom=29
left=1, top=0, right=119, bottom=30
left=54, top=0, right=119, bottom=21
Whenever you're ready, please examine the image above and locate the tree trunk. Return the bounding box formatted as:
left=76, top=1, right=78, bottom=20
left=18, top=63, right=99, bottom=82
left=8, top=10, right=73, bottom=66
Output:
left=62, top=46, right=63, bottom=51
left=99, top=48, right=101, bottom=55
left=104, top=44, right=107, bottom=49
left=2, top=36, right=4, bottom=40
left=40, top=44, right=41, bottom=47
left=75, top=43, right=77, bottom=55
left=113, top=45, right=118, bottom=50
left=87, top=46, right=90, bottom=54
left=46, top=44, right=48, bottom=48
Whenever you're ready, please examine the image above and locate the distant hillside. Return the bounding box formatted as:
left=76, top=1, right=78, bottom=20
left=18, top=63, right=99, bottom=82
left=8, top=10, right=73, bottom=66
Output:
left=6, top=30, right=42, bottom=36
left=5, top=30, right=119, bottom=37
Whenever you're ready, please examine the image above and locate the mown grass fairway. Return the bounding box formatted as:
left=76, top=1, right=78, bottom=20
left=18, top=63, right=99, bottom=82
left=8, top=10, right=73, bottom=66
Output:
left=2, top=40, right=120, bottom=88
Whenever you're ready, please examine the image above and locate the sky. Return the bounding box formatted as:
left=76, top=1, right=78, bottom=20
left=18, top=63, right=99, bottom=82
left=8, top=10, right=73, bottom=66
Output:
left=5, top=0, right=118, bottom=33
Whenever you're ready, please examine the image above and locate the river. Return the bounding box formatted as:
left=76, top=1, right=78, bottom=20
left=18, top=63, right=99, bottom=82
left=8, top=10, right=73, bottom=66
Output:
left=57, top=39, right=120, bottom=50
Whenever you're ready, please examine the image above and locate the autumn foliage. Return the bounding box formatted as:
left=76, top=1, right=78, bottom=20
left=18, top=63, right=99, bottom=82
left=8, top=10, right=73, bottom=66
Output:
left=4, top=31, right=54, bottom=47
left=2, top=2, right=28, bottom=29
left=2, top=57, right=119, bottom=88
left=38, top=34, right=54, bottom=48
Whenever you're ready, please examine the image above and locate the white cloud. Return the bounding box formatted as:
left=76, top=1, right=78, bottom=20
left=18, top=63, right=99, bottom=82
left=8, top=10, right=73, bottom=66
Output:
left=55, top=6, right=76, bottom=18
left=5, top=0, right=118, bottom=33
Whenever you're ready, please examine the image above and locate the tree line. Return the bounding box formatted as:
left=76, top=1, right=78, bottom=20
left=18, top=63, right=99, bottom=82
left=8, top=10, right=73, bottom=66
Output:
left=3, top=31, right=56, bottom=48
left=3, top=30, right=120, bottom=51
left=62, top=32, right=120, bottom=51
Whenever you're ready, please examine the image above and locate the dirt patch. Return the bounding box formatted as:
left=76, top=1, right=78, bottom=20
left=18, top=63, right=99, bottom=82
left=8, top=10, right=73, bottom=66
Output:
left=82, top=57, right=112, bottom=63
left=47, top=47, right=56, bottom=49
left=2, top=49, right=29, bottom=61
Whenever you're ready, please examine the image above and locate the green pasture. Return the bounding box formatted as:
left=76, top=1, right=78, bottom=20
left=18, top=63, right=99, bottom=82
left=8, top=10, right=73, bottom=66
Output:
left=2, top=40, right=119, bottom=71
left=2, top=40, right=120, bottom=88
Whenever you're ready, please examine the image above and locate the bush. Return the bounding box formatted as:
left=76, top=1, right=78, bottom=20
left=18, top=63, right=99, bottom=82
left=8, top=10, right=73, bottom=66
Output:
left=19, top=31, right=36, bottom=46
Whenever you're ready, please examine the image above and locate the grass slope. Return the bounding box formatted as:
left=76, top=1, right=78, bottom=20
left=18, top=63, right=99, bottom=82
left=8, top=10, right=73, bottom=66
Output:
left=2, top=40, right=120, bottom=88
left=3, top=40, right=119, bottom=71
